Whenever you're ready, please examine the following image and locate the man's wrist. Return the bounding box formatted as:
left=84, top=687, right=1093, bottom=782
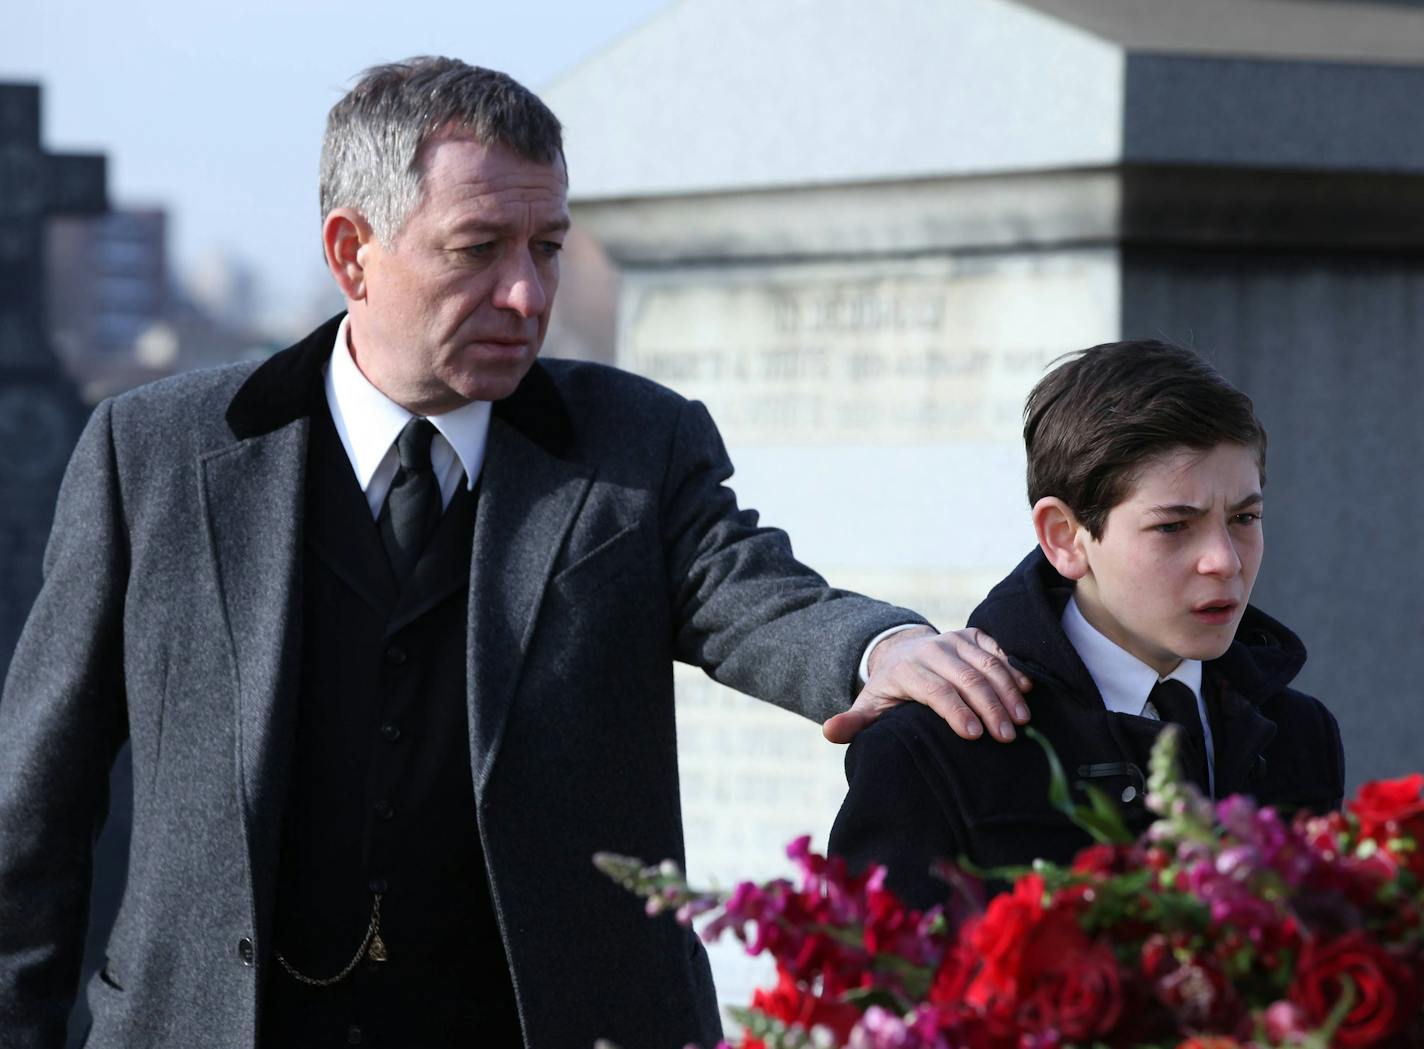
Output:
left=858, top=623, right=935, bottom=685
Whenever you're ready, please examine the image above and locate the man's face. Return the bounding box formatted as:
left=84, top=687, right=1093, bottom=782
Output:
left=347, top=135, right=570, bottom=413
left=1072, top=443, right=1264, bottom=676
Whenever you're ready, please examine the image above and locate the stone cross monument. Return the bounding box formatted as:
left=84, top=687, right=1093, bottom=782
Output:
left=0, top=83, right=106, bottom=683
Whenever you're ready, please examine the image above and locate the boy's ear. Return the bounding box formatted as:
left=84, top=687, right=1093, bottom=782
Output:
left=1033, top=497, right=1090, bottom=581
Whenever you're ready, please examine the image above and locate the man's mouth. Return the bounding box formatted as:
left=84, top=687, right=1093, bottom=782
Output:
left=469, top=337, right=529, bottom=354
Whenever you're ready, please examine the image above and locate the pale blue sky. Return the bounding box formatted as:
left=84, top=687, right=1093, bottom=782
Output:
left=2, top=0, right=675, bottom=326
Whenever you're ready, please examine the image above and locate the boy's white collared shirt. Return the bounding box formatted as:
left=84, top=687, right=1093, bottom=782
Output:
left=324, top=315, right=492, bottom=518
left=1061, top=595, right=1216, bottom=793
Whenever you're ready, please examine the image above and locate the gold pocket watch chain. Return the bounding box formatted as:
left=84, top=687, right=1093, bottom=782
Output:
left=275, top=892, right=388, bottom=987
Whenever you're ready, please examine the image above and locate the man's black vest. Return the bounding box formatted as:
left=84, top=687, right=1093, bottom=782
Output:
left=260, top=405, right=521, bottom=1048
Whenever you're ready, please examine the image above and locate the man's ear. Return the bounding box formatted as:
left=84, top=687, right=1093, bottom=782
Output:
left=323, top=208, right=375, bottom=301
left=1032, top=497, right=1090, bottom=581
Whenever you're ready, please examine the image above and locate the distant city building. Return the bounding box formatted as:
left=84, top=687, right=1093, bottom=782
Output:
left=47, top=209, right=277, bottom=403
left=186, top=246, right=259, bottom=330
left=47, top=208, right=168, bottom=400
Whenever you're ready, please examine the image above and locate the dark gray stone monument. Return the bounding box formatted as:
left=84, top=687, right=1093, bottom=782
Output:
left=0, top=83, right=105, bottom=683
left=0, top=82, right=127, bottom=1047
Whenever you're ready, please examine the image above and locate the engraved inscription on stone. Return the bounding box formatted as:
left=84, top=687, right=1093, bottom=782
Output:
left=624, top=253, right=1118, bottom=445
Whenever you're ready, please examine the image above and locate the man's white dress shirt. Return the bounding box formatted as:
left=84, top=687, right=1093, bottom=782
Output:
left=324, top=315, right=492, bottom=516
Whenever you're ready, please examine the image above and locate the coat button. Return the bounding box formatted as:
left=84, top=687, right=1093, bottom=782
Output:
left=347, top=1025, right=363, bottom=1044
left=374, top=800, right=394, bottom=821
left=1121, top=785, right=1137, bottom=803
left=237, top=937, right=254, bottom=966
left=385, top=645, right=407, bottom=665
left=369, top=877, right=388, bottom=894
left=380, top=722, right=401, bottom=742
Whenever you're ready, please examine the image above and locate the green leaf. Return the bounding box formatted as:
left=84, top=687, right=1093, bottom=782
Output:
left=1025, top=727, right=1133, bottom=846
left=725, top=1007, right=817, bottom=1048
left=1028, top=726, right=1075, bottom=818
left=1080, top=783, right=1135, bottom=846
left=841, top=985, right=906, bottom=1012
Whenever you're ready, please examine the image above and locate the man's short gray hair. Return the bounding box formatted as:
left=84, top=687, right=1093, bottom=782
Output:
left=320, top=56, right=564, bottom=244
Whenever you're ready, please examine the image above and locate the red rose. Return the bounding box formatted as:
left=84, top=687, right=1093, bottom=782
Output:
left=928, top=940, right=977, bottom=1006
left=1018, top=939, right=1124, bottom=1041
left=964, top=878, right=1094, bottom=1015
left=958, top=876, right=1123, bottom=1040
left=965, top=875, right=1049, bottom=1003
left=1349, top=774, right=1424, bottom=840
left=749, top=965, right=861, bottom=1040
left=1008, top=905, right=1082, bottom=984
left=1071, top=843, right=1139, bottom=877
left=1289, top=933, right=1418, bottom=1047
left=1013, top=902, right=1088, bottom=986
left=1175, top=1039, right=1245, bottom=1049
left=1350, top=775, right=1424, bottom=881
left=863, top=882, right=928, bottom=963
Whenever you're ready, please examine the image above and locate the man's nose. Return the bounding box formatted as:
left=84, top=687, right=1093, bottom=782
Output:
left=493, top=252, right=548, bottom=318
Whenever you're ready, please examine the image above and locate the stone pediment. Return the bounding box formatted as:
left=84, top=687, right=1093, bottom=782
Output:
left=543, top=0, right=1424, bottom=202
left=1016, top=0, right=1424, bottom=66
left=543, top=0, right=1125, bottom=199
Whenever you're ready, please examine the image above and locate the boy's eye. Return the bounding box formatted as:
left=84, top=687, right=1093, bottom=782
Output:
left=1154, top=522, right=1186, bottom=535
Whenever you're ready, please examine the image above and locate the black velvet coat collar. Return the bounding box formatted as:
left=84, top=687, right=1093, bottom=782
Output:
left=224, top=312, right=573, bottom=459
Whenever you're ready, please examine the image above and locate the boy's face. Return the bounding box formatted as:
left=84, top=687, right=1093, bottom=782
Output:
left=1073, top=443, right=1264, bottom=676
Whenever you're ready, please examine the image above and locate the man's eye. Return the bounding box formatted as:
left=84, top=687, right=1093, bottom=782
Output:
left=537, top=240, right=565, bottom=257
left=1154, top=521, right=1186, bottom=535
left=457, top=243, right=495, bottom=257
left=1232, top=512, right=1262, bottom=526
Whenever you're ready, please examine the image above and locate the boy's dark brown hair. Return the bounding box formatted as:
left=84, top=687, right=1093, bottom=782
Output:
left=1023, top=339, right=1266, bottom=539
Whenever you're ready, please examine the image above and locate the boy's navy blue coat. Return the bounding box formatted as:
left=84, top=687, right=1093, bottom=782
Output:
left=830, top=549, right=1345, bottom=910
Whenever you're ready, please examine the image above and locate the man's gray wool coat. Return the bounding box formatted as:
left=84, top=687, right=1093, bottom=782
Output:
left=0, top=314, right=925, bottom=1048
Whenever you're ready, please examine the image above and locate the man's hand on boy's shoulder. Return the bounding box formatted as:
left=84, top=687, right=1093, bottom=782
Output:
left=822, top=627, right=1033, bottom=745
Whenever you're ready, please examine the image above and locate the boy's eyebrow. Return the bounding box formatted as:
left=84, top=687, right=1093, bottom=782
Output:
left=1145, top=492, right=1263, bottom=518
left=1145, top=503, right=1208, bottom=519
left=1229, top=492, right=1264, bottom=512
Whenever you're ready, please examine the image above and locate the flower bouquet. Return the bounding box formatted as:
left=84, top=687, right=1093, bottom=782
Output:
left=596, top=730, right=1424, bottom=1048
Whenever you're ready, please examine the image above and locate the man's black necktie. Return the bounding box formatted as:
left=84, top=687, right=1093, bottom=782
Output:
left=378, top=418, right=442, bottom=585
left=1148, top=678, right=1210, bottom=794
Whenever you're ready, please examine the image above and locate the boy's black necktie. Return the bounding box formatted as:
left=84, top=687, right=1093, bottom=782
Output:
left=378, top=418, right=442, bottom=584
left=1148, top=679, right=1211, bottom=795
